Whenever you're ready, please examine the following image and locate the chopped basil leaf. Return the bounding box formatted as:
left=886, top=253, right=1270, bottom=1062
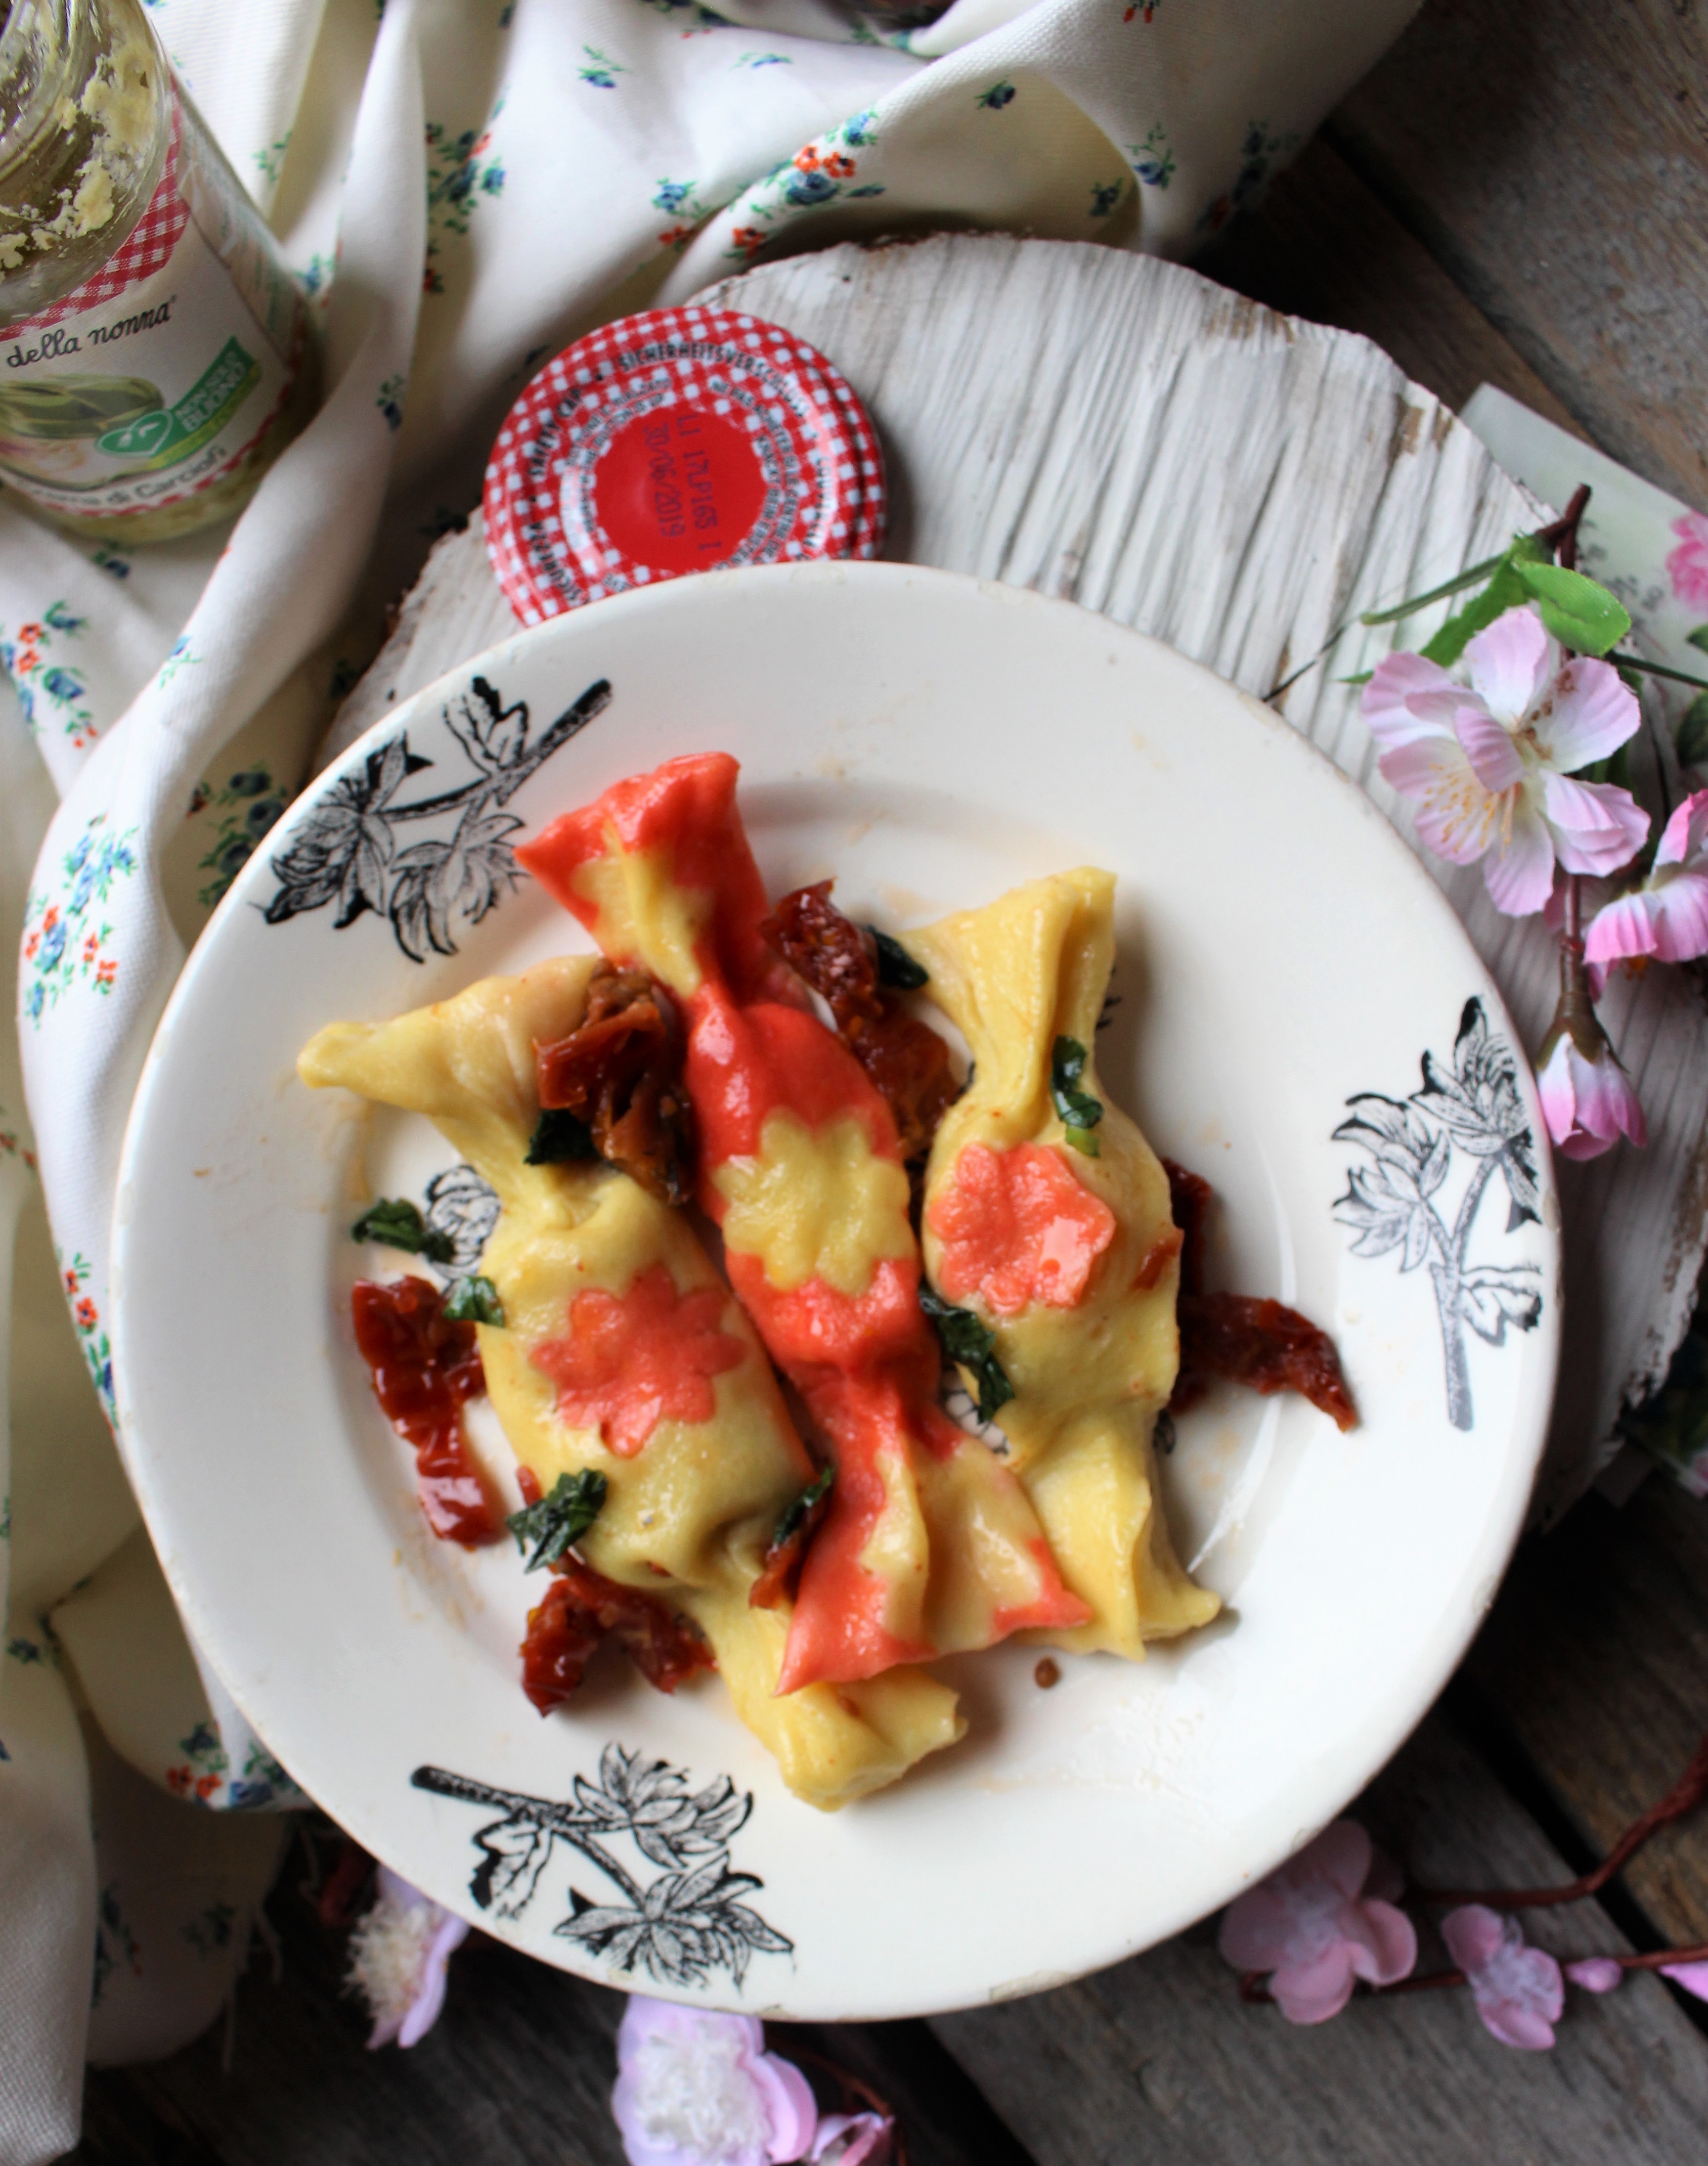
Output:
left=1050, top=1035, right=1103, bottom=1157
left=772, top=1463, right=833, bottom=1550
left=506, top=1469, right=608, bottom=1572
left=868, top=926, right=928, bottom=991
left=350, top=1196, right=456, bottom=1263
left=920, top=1284, right=1014, bottom=1423
left=443, top=1274, right=505, bottom=1326
left=526, top=1107, right=597, bottom=1164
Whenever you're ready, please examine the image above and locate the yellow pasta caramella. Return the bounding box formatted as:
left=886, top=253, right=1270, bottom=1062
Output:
left=299, top=956, right=963, bottom=1809
left=905, top=869, right=1220, bottom=1657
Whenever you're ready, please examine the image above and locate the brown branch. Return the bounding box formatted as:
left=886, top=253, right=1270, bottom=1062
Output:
left=1600, top=1940, right=1708, bottom=1978
left=1377, top=1940, right=1708, bottom=1994
left=1534, top=483, right=1591, bottom=571
left=1240, top=1942, right=1708, bottom=2015
left=1415, top=1730, right=1708, bottom=1910
left=785, top=2041, right=910, bottom=2166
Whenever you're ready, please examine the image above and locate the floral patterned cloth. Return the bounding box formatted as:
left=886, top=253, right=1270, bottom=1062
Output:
left=0, top=0, right=1419, bottom=2153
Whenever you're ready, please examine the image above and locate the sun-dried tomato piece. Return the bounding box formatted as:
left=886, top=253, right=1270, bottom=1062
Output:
left=1162, top=1157, right=1212, bottom=1298
left=1175, top=1292, right=1357, bottom=1430
left=534, top=964, right=695, bottom=1204
left=1159, top=1160, right=1356, bottom=1430
left=519, top=1554, right=716, bottom=1714
left=764, top=880, right=884, bottom=1029
left=763, top=881, right=960, bottom=1162
left=350, top=1276, right=498, bottom=1544
left=520, top=1576, right=602, bottom=1713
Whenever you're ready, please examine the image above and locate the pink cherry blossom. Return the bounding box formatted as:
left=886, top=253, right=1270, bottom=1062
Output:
left=1585, top=789, right=1708, bottom=972
left=1441, top=1904, right=1564, bottom=2049
left=1665, top=511, right=1708, bottom=612
left=1218, top=1820, right=1417, bottom=2023
left=808, top=2114, right=892, bottom=2166
left=1565, top=1957, right=1624, bottom=1993
left=346, top=1866, right=470, bottom=2048
left=1660, top=1958, right=1708, bottom=2001
left=1535, top=1012, right=1647, bottom=1160
left=612, top=1997, right=820, bottom=2166
left=1362, top=605, right=1647, bottom=915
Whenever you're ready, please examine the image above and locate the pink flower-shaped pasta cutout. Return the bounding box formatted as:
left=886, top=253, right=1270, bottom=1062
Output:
left=1441, top=1904, right=1564, bottom=2049
left=926, top=1141, right=1116, bottom=1316
left=1362, top=605, right=1647, bottom=915
left=1585, top=789, right=1708, bottom=972
left=613, top=1996, right=819, bottom=2166
left=1218, top=1820, right=1416, bottom=2023
left=1666, top=511, right=1708, bottom=612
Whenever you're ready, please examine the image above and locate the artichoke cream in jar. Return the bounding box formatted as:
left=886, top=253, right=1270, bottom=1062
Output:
left=0, top=0, right=318, bottom=538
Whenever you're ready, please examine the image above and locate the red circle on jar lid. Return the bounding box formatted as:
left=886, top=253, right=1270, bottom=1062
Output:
left=593, top=404, right=768, bottom=575
left=482, top=307, right=885, bottom=627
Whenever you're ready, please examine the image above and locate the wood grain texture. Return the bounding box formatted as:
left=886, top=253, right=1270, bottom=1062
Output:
left=931, top=1716, right=1708, bottom=2166
left=1328, top=0, right=1708, bottom=509
left=1467, top=1476, right=1708, bottom=1950
left=1196, top=137, right=1589, bottom=439
left=331, top=233, right=1708, bottom=1515
left=80, top=1863, right=631, bottom=2166
left=74, top=1841, right=1029, bottom=2166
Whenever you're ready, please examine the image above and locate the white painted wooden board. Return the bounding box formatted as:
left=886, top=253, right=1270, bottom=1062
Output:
left=330, top=233, right=1708, bottom=1526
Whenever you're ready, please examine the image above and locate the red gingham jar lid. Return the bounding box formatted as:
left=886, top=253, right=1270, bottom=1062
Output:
left=482, top=307, right=886, bottom=625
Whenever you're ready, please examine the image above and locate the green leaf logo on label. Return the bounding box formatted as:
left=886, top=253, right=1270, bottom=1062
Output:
left=100, top=407, right=174, bottom=457
left=96, top=336, right=260, bottom=469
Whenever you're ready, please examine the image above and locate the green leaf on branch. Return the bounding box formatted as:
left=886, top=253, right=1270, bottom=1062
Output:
left=1512, top=562, right=1631, bottom=657
left=443, top=1274, right=505, bottom=1326
left=1677, top=693, right=1708, bottom=770
left=1418, top=535, right=1546, bottom=667
left=1357, top=553, right=1506, bottom=629
left=506, top=1469, right=608, bottom=1572
left=1686, top=626, right=1708, bottom=657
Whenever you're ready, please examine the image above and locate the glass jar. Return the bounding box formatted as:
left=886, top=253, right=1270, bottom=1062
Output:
left=0, top=0, right=318, bottom=540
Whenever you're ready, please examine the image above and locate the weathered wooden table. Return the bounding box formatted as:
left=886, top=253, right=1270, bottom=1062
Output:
left=75, top=4, right=1708, bottom=2160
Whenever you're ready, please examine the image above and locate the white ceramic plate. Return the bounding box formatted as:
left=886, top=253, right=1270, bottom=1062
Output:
left=113, top=561, right=1559, bottom=2020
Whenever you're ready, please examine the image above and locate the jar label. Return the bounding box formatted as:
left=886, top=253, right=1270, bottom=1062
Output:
left=0, top=117, right=300, bottom=521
